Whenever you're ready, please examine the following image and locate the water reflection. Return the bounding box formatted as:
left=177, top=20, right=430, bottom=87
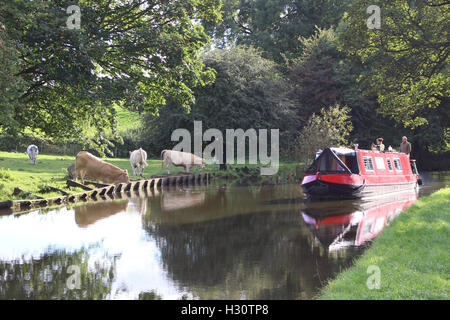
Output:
left=302, top=191, right=418, bottom=251
left=0, top=248, right=116, bottom=299
left=0, top=174, right=445, bottom=300
left=143, top=184, right=361, bottom=299
left=75, top=199, right=129, bottom=227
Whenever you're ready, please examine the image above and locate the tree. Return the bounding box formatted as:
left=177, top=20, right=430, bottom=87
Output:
left=203, top=0, right=351, bottom=63
left=0, top=0, right=221, bottom=155
left=0, top=24, right=24, bottom=137
left=294, top=105, right=353, bottom=162
left=337, top=0, right=449, bottom=130
left=287, top=27, right=395, bottom=149
left=142, top=45, right=298, bottom=161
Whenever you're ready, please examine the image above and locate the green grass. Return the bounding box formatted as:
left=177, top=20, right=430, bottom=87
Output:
left=114, top=105, right=142, bottom=133
left=0, top=152, right=85, bottom=200
left=319, top=187, right=450, bottom=300
left=0, top=151, right=302, bottom=200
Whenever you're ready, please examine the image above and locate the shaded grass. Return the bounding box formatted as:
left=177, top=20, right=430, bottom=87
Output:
left=0, top=151, right=302, bottom=200
left=319, top=187, right=450, bottom=300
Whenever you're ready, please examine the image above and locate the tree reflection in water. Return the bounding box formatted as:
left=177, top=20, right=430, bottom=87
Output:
left=0, top=182, right=423, bottom=300
left=142, top=184, right=363, bottom=299
left=0, top=248, right=117, bottom=299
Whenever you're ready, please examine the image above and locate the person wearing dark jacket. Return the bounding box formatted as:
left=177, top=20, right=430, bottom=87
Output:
left=400, top=136, right=412, bottom=156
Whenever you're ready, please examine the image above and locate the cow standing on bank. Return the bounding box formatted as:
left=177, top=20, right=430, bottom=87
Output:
left=26, top=145, right=39, bottom=165
left=129, top=148, right=148, bottom=177
left=161, top=150, right=205, bottom=175
left=75, top=151, right=130, bottom=185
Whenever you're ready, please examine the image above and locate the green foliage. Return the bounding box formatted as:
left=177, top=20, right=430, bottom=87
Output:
left=142, top=45, right=298, bottom=156
left=288, top=27, right=390, bottom=148
left=0, top=0, right=222, bottom=155
left=204, top=0, right=350, bottom=63
left=337, top=0, right=449, bottom=130
left=295, top=105, right=353, bottom=162
left=0, top=24, right=25, bottom=137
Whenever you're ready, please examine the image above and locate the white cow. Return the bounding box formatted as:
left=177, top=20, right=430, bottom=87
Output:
left=161, top=150, right=205, bottom=175
left=129, top=148, right=148, bottom=177
left=26, top=145, right=39, bottom=165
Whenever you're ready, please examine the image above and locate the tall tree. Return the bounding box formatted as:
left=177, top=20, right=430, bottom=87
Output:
left=204, top=0, right=350, bottom=63
left=0, top=24, right=24, bottom=137
left=337, top=0, right=449, bottom=131
left=0, top=0, right=221, bottom=154
left=143, top=45, right=298, bottom=157
left=287, top=27, right=395, bottom=149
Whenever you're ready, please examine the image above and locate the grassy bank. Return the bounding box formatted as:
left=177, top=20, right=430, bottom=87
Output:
left=319, top=187, right=450, bottom=300
left=0, top=151, right=301, bottom=200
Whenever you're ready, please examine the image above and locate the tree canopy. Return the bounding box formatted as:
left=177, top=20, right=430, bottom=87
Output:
left=204, top=0, right=350, bottom=63
left=337, top=0, right=449, bottom=129
left=142, top=45, right=298, bottom=155
left=0, top=0, right=221, bottom=154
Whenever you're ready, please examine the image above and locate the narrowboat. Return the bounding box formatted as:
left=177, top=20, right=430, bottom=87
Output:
left=301, top=147, right=420, bottom=199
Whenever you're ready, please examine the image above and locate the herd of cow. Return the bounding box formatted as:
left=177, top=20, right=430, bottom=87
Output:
left=26, top=145, right=206, bottom=185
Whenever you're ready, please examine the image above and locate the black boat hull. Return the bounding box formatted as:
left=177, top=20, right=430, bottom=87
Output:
left=302, top=180, right=418, bottom=200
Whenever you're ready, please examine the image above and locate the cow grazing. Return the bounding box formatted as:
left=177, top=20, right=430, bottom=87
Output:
left=26, top=145, right=39, bottom=165
left=75, top=151, right=129, bottom=185
left=161, top=150, right=205, bottom=175
left=129, top=148, right=148, bottom=177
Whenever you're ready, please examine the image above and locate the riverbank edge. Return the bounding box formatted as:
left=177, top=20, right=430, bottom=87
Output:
left=318, top=187, right=449, bottom=300
left=0, top=151, right=302, bottom=201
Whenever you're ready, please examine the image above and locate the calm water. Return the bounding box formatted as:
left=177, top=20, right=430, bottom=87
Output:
left=0, top=172, right=448, bottom=300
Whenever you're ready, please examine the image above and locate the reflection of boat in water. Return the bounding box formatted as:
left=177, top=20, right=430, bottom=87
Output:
left=301, top=191, right=418, bottom=251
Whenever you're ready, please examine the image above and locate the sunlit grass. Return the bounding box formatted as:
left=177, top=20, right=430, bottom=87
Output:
left=0, top=151, right=302, bottom=200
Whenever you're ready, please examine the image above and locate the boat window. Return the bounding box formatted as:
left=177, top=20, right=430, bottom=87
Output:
left=305, top=148, right=358, bottom=174
left=316, top=155, right=346, bottom=172
left=363, top=156, right=374, bottom=171
left=386, top=158, right=393, bottom=171
left=375, top=157, right=385, bottom=170
left=394, top=158, right=402, bottom=171
left=336, top=154, right=359, bottom=174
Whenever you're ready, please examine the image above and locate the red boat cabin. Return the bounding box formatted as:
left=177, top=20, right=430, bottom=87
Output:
left=301, top=147, right=420, bottom=199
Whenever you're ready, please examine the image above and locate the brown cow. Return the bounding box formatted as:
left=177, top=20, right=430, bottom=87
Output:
left=75, top=151, right=129, bottom=184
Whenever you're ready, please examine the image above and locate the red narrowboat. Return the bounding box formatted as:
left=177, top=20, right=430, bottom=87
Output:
left=301, top=147, right=420, bottom=199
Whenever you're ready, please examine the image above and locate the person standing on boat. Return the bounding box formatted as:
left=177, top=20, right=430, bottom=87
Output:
left=376, top=138, right=385, bottom=152
left=400, top=136, right=412, bottom=157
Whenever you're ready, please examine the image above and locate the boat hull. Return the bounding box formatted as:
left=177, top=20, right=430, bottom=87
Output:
left=302, top=179, right=418, bottom=200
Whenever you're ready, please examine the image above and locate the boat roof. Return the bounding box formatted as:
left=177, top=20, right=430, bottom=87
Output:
left=327, top=147, right=408, bottom=157
left=330, top=147, right=356, bottom=155
left=354, top=148, right=407, bottom=156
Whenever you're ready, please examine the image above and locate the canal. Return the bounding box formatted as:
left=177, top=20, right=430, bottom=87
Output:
left=0, top=172, right=448, bottom=299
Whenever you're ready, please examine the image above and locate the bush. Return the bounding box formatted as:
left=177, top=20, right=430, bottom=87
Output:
left=294, top=104, right=353, bottom=163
